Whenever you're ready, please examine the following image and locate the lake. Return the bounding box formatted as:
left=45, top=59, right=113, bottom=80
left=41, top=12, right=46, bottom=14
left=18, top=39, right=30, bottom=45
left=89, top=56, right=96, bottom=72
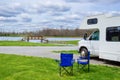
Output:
left=0, top=37, right=82, bottom=43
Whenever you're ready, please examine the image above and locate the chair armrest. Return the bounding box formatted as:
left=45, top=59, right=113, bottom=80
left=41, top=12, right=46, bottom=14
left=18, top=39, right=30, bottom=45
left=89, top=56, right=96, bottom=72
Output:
left=77, top=58, right=88, bottom=63
left=79, top=56, right=87, bottom=59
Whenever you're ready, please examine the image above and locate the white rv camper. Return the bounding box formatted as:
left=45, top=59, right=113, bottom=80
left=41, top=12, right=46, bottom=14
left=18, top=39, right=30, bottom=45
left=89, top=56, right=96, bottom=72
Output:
left=78, top=14, right=120, bottom=62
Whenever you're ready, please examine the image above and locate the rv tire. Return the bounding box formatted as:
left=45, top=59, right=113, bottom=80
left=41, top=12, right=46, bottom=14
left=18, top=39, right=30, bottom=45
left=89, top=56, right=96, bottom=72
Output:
left=80, top=48, right=88, bottom=57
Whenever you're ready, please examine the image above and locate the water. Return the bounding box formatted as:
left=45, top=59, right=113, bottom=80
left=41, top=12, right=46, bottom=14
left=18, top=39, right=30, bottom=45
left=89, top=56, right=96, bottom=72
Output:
left=47, top=37, right=81, bottom=41
left=0, top=37, right=23, bottom=41
left=0, top=37, right=82, bottom=43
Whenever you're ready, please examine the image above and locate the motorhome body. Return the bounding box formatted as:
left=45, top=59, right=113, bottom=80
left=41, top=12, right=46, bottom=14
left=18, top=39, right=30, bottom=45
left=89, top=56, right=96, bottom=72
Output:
left=78, top=14, right=120, bottom=62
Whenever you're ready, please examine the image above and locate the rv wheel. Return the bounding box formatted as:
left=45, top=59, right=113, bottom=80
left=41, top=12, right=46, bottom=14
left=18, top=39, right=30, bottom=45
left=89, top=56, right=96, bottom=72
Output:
left=80, top=48, right=88, bottom=57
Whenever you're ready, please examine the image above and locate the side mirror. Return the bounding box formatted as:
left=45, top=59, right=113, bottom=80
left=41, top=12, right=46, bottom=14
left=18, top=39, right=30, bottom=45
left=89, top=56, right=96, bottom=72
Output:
left=83, top=33, right=87, bottom=40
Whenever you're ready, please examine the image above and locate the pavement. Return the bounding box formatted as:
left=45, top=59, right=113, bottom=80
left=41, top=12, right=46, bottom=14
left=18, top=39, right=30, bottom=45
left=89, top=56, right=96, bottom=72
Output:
left=0, top=46, right=79, bottom=60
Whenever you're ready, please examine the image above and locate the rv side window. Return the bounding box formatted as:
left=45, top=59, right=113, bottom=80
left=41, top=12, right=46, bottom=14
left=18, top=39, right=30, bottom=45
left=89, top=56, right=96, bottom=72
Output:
left=87, top=18, right=98, bottom=25
left=89, top=31, right=99, bottom=40
left=106, top=27, right=120, bottom=41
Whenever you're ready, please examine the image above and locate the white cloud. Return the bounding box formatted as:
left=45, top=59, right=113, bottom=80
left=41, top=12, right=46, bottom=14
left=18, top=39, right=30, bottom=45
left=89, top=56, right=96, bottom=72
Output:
left=18, top=13, right=32, bottom=22
left=0, top=17, right=5, bottom=20
left=0, top=2, right=25, bottom=17
left=104, top=11, right=120, bottom=17
left=10, top=2, right=22, bottom=9
left=65, top=0, right=120, bottom=4
left=0, top=0, right=120, bottom=32
left=0, top=16, right=18, bottom=23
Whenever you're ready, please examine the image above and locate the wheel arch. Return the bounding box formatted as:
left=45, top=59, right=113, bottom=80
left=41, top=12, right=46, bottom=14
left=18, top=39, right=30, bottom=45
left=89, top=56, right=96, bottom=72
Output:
left=79, top=46, right=88, bottom=53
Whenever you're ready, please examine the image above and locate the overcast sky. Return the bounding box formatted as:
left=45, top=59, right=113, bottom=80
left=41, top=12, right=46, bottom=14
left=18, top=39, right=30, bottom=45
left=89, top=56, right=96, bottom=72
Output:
left=0, top=0, right=120, bottom=32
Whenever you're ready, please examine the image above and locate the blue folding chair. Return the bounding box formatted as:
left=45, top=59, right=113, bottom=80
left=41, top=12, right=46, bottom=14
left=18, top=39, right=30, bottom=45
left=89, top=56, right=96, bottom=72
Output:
left=77, top=51, right=90, bottom=72
left=59, top=53, right=74, bottom=76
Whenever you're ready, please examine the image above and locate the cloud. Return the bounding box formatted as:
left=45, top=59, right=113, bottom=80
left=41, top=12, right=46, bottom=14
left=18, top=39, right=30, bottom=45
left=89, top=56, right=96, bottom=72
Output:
left=0, top=0, right=120, bottom=32
left=18, top=13, right=32, bottom=22
left=50, top=13, right=82, bottom=28
left=65, top=0, right=120, bottom=3
left=53, top=13, right=81, bottom=22
left=42, top=0, right=70, bottom=12
left=29, top=2, right=71, bottom=14
left=0, top=16, right=18, bottom=23
left=39, top=19, right=51, bottom=24
left=0, top=3, right=25, bottom=17
left=0, top=13, right=32, bottom=23
left=46, top=4, right=70, bottom=12
left=0, top=8, right=21, bottom=17
left=64, top=0, right=120, bottom=4
left=50, top=12, right=64, bottom=16
left=22, top=17, right=32, bottom=22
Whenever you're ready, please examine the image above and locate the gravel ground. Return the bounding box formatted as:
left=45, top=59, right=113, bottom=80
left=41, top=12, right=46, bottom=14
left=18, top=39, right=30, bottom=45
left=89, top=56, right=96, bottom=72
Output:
left=0, top=46, right=77, bottom=59
left=0, top=46, right=119, bottom=67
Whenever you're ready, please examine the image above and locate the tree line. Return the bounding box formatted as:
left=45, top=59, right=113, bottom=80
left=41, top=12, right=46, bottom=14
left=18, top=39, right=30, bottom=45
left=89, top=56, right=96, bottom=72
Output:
left=0, top=28, right=94, bottom=37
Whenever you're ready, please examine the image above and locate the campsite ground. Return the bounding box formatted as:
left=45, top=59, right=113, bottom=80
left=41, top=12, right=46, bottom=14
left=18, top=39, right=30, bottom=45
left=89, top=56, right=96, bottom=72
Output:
left=0, top=46, right=119, bottom=67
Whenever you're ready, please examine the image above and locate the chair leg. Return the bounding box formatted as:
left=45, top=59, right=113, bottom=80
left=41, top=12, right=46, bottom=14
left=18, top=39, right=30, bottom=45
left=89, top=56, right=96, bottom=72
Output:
left=78, top=63, right=80, bottom=71
left=78, top=64, right=90, bottom=72
left=59, top=67, right=61, bottom=76
left=88, top=64, right=90, bottom=72
left=59, top=66, right=73, bottom=76
left=70, top=66, right=73, bottom=75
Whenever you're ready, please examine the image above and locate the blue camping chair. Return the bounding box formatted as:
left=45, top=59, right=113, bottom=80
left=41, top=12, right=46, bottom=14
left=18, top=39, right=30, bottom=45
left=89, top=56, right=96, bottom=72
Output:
left=59, top=53, right=74, bottom=76
left=77, top=51, right=90, bottom=72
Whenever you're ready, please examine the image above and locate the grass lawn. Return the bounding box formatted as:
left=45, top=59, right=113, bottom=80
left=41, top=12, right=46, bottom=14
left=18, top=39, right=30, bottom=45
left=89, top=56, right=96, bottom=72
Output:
left=0, top=53, right=120, bottom=80
left=0, top=40, right=79, bottom=46
left=64, top=40, right=79, bottom=45
left=49, top=40, right=79, bottom=46
left=0, top=41, right=66, bottom=46
left=53, top=50, right=78, bottom=54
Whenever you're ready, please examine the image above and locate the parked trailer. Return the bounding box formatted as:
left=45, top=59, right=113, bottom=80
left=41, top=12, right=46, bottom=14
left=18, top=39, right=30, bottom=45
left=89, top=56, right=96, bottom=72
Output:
left=78, top=14, right=120, bottom=62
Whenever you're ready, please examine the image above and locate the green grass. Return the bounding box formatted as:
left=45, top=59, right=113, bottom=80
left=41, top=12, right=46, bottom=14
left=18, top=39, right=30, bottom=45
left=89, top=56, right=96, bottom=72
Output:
left=49, top=40, right=79, bottom=45
left=64, top=40, right=79, bottom=45
left=53, top=50, right=78, bottom=54
left=0, top=41, right=79, bottom=46
left=0, top=41, right=66, bottom=46
left=0, top=53, right=120, bottom=80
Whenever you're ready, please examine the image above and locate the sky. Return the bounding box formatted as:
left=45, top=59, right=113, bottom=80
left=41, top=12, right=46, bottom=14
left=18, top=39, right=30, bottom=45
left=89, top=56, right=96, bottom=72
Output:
left=0, top=0, right=120, bottom=32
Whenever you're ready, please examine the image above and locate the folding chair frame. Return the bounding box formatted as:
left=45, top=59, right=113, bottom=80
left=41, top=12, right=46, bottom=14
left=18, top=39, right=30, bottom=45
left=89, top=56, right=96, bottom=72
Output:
left=59, top=53, right=74, bottom=76
left=60, top=66, right=73, bottom=76
left=78, top=63, right=90, bottom=72
left=77, top=51, right=90, bottom=72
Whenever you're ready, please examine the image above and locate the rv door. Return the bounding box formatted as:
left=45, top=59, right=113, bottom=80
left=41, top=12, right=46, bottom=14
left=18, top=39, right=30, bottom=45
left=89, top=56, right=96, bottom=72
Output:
left=89, top=30, right=99, bottom=56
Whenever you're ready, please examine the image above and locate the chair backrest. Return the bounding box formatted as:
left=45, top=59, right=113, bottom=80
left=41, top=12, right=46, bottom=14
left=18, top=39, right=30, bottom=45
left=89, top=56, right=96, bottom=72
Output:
left=60, top=53, right=73, bottom=66
left=80, top=51, right=90, bottom=62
